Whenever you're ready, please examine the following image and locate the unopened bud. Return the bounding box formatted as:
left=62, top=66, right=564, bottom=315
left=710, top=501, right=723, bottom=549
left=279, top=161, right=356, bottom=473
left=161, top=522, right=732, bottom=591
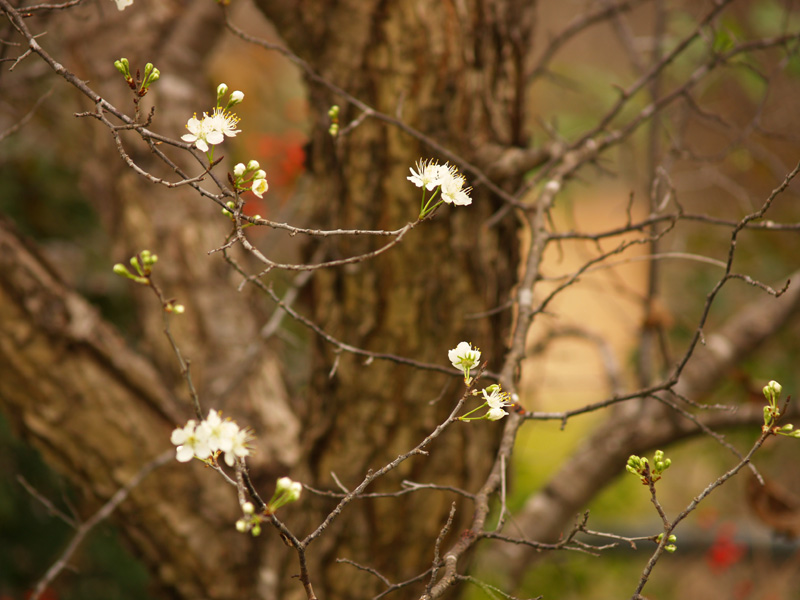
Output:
left=227, top=90, right=244, bottom=107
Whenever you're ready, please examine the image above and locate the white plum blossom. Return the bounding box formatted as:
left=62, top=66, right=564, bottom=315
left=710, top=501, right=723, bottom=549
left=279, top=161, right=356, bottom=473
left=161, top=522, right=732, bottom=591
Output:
left=251, top=177, right=269, bottom=198
left=448, top=341, right=481, bottom=382
left=113, top=0, right=134, bottom=10
left=440, top=169, right=472, bottom=206
left=170, top=420, right=211, bottom=463
left=409, top=158, right=472, bottom=217
left=482, top=385, right=511, bottom=421
left=200, top=409, right=239, bottom=454
left=181, top=113, right=223, bottom=152
left=170, top=410, right=251, bottom=465
left=223, top=426, right=252, bottom=467
left=181, top=109, right=240, bottom=152
left=407, top=159, right=445, bottom=191
left=209, top=107, right=241, bottom=139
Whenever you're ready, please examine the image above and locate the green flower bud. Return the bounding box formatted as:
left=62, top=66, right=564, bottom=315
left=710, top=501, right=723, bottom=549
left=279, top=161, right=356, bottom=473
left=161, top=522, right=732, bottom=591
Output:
left=769, top=380, right=783, bottom=398
left=130, top=255, right=143, bottom=275
left=150, top=68, right=160, bottom=82
left=114, top=58, right=131, bottom=79
left=328, top=105, right=339, bottom=118
left=217, top=83, right=229, bottom=101
left=113, top=263, right=130, bottom=276
left=665, top=544, right=677, bottom=553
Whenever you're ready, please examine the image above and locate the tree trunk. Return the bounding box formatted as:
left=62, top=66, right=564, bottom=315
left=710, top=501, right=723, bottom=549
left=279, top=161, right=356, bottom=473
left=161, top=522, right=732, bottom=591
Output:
left=1, top=3, right=298, bottom=599
left=251, top=1, right=529, bottom=596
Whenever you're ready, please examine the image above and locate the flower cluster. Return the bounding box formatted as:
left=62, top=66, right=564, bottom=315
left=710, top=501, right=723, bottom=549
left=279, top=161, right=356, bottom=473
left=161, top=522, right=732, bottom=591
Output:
left=113, top=58, right=159, bottom=96
left=182, top=83, right=243, bottom=155
left=408, top=159, right=472, bottom=218
left=113, top=249, right=157, bottom=284
left=657, top=533, right=678, bottom=554
left=626, top=450, right=671, bottom=484
left=232, top=160, right=269, bottom=199
left=113, top=250, right=185, bottom=313
left=235, top=477, right=303, bottom=536
left=449, top=343, right=514, bottom=422
left=460, top=384, right=513, bottom=422
left=170, top=409, right=251, bottom=466
left=762, top=379, right=800, bottom=437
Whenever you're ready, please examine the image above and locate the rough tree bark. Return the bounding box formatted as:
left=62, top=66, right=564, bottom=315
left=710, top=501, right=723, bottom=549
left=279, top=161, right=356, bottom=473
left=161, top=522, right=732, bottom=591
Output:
left=247, top=1, right=531, bottom=596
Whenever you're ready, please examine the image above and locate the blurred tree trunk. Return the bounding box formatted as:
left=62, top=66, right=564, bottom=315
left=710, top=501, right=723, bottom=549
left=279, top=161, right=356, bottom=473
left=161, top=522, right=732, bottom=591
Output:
left=252, top=1, right=529, bottom=596
left=1, top=1, right=529, bottom=599
left=1, top=2, right=298, bottom=599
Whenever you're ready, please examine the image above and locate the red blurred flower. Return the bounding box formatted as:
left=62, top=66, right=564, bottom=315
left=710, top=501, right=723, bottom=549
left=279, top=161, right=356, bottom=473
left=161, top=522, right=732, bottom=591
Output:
left=706, top=522, right=746, bottom=573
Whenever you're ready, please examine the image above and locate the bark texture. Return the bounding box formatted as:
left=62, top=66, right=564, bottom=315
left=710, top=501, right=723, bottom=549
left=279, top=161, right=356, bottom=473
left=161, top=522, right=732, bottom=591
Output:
left=250, top=1, right=531, bottom=596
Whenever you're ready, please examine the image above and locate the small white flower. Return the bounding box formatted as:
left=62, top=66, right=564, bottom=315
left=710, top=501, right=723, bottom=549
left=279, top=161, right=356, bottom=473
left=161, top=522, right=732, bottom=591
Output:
left=448, top=341, right=481, bottom=380
left=251, top=178, right=269, bottom=198
left=209, top=107, right=240, bottom=139
left=242, top=502, right=254, bottom=515
left=407, top=159, right=444, bottom=191
left=113, top=0, right=134, bottom=10
left=200, top=409, right=239, bottom=454
left=440, top=168, right=472, bottom=206
left=233, top=163, right=246, bottom=177
left=223, top=427, right=252, bottom=467
left=482, top=386, right=511, bottom=410
left=486, top=407, right=508, bottom=421
left=181, top=113, right=222, bottom=152
left=170, top=419, right=211, bottom=462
